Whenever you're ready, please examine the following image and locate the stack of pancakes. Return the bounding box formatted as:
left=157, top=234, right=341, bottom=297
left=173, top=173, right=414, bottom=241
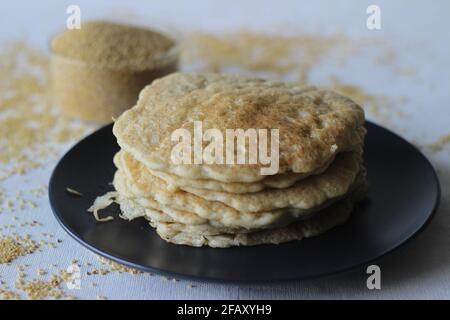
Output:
left=95, top=73, right=367, bottom=248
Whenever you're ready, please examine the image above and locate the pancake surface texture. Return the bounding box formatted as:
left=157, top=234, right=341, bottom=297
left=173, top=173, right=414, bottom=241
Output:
left=113, top=72, right=365, bottom=182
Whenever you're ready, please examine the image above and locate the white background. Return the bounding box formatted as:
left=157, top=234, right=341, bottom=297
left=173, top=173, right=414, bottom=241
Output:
left=0, top=0, right=449, bottom=299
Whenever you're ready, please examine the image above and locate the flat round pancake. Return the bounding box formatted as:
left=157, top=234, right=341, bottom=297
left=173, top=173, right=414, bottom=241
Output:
left=182, top=151, right=362, bottom=212
left=113, top=72, right=365, bottom=183
left=117, top=148, right=363, bottom=213
left=113, top=151, right=366, bottom=229
left=113, top=168, right=346, bottom=230
left=119, top=150, right=334, bottom=194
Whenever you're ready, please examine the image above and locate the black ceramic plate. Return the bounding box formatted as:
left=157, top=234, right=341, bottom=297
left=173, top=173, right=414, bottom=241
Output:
left=49, top=122, right=440, bottom=283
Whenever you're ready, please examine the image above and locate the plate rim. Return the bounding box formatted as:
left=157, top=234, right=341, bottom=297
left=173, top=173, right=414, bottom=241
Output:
left=49, top=121, right=441, bottom=284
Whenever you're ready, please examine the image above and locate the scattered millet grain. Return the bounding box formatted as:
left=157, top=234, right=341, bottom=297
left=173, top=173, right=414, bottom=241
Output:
left=99, top=269, right=110, bottom=276
left=37, top=268, right=47, bottom=276
left=329, top=77, right=408, bottom=126
left=0, top=288, right=21, bottom=300
left=0, top=41, right=90, bottom=181
left=3, top=264, right=75, bottom=300
left=181, top=31, right=409, bottom=125
left=58, top=269, right=73, bottom=282
left=97, top=256, right=142, bottom=274
left=427, top=133, right=450, bottom=153
left=15, top=277, right=65, bottom=300
left=0, top=235, right=39, bottom=264
left=181, top=31, right=353, bottom=84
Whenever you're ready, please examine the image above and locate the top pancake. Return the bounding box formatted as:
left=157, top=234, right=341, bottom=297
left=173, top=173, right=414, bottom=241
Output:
left=113, top=72, right=365, bottom=183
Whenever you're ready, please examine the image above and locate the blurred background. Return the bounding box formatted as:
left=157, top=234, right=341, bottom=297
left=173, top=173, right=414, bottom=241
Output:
left=0, top=0, right=449, bottom=299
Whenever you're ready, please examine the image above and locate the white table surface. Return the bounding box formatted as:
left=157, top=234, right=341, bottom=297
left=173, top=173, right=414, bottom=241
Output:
left=0, top=0, right=449, bottom=299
